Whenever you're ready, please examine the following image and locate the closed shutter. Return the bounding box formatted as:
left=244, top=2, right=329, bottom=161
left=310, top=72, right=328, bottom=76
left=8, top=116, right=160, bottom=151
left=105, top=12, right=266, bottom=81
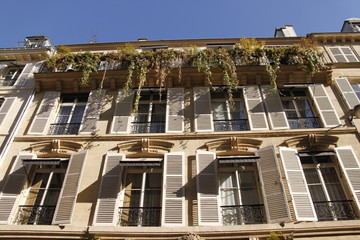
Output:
left=94, top=153, right=124, bottom=225
left=111, top=89, right=134, bottom=133
left=335, top=147, right=360, bottom=210
left=52, top=150, right=87, bottom=224
left=28, top=91, right=60, bottom=134
left=279, top=147, right=317, bottom=221
left=14, top=62, right=38, bottom=86
left=335, top=78, right=360, bottom=110
left=0, top=153, right=35, bottom=224
left=193, top=87, right=213, bottom=132
left=166, top=88, right=184, bottom=133
left=79, top=90, right=106, bottom=134
left=243, top=85, right=268, bottom=130
left=257, top=146, right=290, bottom=223
left=0, top=97, right=16, bottom=128
left=196, top=150, right=221, bottom=225
left=308, top=84, right=341, bottom=127
left=260, top=85, right=289, bottom=130
left=162, top=152, right=185, bottom=226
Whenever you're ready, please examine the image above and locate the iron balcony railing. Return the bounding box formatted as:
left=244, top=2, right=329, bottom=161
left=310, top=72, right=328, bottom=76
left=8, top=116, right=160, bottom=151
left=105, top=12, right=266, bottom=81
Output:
left=213, top=119, right=249, bottom=132
left=49, top=123, right=81, bottom=135
left=131, top=121, right=165, bottom=133
left=0, top=79, right=16, bottom=87
left=288, top=117, right=320, bottom=129
left=221, top=204, right=266, bottom=225
left=118, top=207, right=161, bottom=226
left=15, top=205, right=56, bottom=225
left=313, top=200, right=356, bottom=221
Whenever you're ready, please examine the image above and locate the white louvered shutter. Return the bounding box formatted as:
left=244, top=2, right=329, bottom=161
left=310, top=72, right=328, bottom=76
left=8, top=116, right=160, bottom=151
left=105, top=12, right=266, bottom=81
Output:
left=308, top=84, right=341, bottom=127
left=243, top=85, right=269, bottom=130
left=193, top=87, right=213, bottom=132
left=257, top=146, right=290, bottom=223
left=0, top=153, right=35, bottom=224
left=196, top=150, right=221, bottom=225
left=279, top=147, right=317, bottom=221
left=335, top=78, right=360, bottom=110
left=166, top=88, right=184, bottom=133
left=335, top=147, right=360, bottom=210
left=260, top=86, right=289, bottom=130
left=52, top=150, right=87, bottom=224
left=94, top=153, right=124, bottom=225
left=0, top=97, right=16, bottom=128
left=111, top=89, right=134, bottom=133
left=79, top=90, right=106, bottom=134
left=14, top=62, right=42, bottom=87
left=28, top=91, right=60, bottom=134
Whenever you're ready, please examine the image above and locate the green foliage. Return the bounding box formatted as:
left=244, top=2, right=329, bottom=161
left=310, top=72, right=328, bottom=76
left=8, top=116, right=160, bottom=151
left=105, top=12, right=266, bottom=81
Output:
left=267, top=231, right=293, bottom=240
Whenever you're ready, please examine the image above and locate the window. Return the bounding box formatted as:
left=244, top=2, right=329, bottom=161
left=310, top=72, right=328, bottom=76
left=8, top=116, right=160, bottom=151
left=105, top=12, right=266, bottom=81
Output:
left=211, top=89, right=249, bottom=131
left=280, top=88, right=319, bottom=129
left=131, top=91, right=166, bottom=133
left=301, top=154, right=356, bottom=221
left=329, top=46, right=359, bottom=63
left=0, top=67, right=24, bottom=86
left=119, top=166, right=162, bottom=226
left=0, top=98, right=4, bottom=108
left=49, top=94, right=88, bottom=135
left=351, top=83, right=360, bottom=100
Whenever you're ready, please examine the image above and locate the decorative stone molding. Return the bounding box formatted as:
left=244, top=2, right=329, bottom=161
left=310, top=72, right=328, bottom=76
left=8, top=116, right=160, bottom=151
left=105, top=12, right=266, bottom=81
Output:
left=117, top=138, right=174, bottom=158
left=203, top=137, right=262, bottom=155
left=29, top=140, right=83, bottom=157
left=283, top=134, right=338, bottom=150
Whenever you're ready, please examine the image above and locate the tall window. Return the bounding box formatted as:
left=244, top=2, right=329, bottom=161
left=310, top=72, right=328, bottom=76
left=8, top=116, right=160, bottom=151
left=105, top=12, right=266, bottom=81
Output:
left=49, top=94, right=88, bottom=135
left=0, top=98, right=4, bottom=108
left=301, top=154, right=356, bottom=221
left=280, top=88, right=319, bottom=129
left=0, top=67, right=23, bottom=86
left=119, top=166, right=162, bottom=226
left=131, top=91, right=166, bottom=133
left=211, top=89, right=248, bottom=131
left=329, top=46, right=359, bottom=63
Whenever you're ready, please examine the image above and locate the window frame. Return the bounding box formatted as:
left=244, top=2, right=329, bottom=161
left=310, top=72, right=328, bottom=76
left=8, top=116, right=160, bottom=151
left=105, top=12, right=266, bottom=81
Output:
left=328, top=46, right=359, bottom=63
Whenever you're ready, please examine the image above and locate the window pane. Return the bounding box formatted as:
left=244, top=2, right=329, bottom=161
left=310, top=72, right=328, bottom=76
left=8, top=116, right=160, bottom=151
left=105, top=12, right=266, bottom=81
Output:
left=304, top=168, right=320, bottom=184
left=125, top=173, right=143, bottom=189
left=239, top=171, right=260, bottom=205
left=212, top=102, right=228, bottom=120
left=144, top=190, right=161, bottom=207
left=145, top=173, right=161, bottom=189
left=219, top=172, right=239, bottom=206
left=308, top=185, right=326, bottom=202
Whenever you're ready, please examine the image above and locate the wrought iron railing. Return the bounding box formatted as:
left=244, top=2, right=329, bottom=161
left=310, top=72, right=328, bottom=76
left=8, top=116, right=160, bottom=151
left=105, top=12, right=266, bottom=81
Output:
left=214, top=119, right=249, bottom=132
left=313, top=200, right=356, bottom=221
left=118, top=207, right=161, bottom=226
left=131, top=121, right=165, bottom=133
left=288, top=117, right=320, bottom=129
left=221, top=204, right=265, bottom=225
left=0, top=79, right=16, bottom=87
left=15, top=205, right=56, bottom=225
left=49, top=123, right=81, bottom=135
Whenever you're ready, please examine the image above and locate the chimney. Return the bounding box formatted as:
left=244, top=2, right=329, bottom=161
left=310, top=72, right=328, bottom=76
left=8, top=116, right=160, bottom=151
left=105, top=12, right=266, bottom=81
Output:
left=341, top=18, right=360, bottom=32
left=274, top=25, right=297, bottom=37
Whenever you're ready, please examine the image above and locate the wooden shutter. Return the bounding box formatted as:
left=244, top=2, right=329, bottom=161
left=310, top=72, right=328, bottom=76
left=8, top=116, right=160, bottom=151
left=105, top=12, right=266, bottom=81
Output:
left=0, top=153, right=35, bottom=224
left=111, top=89, right=134, bottom=133
left=0, top=97, right=16, bottom=128
left=166, top=88, right=184, bottom=133
left=162, top=152, right=185, bottom=226
left=28, top=91, right=60, bottom=134
left=79, top=90, right=106, bottom=134
left=335, top=78, right=360, bottom=110
left=260, top=85, right=289, bottom=130
left=196, top=150, right=221, bottom=225
left=335, top=147, right=360, bottom=210
left=243, top=85, right=269, bottom=130
left=257, top=146, right=290, bottom=223
left=308, top=84, right=341, bottom=127
left=52, top=150, right=87, bottom=224
left=14, top=62, right=41, bottom=87
left=193, top=87, right=213, bottom=132
left=279, top=147, right=317, bottom=221
left=94, top=153, right=124, bottom=225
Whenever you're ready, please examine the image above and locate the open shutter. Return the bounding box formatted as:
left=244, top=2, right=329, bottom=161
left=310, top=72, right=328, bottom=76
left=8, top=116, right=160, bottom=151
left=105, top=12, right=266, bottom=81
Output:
left=279, top=147, right=317, bottom=221
left=196, top=150, right=220, bottom=225
left=52, top=150, right=87, bottom=224
left=0, top=153, right=35, bottom=224
left=94, top=153, right=124, bottom=225
left=243, top=85, right=268, bottom=130
left=193, top=87, right=213, bottom=132
left=162, top=152, right=185, bottom=226
left=79, top=90, right=105, bottom=134
left=335, top=147, right=360, bottom=210
left=257, top=146, right=290, bottom=223
left=111, top=89, right=134, bottom=133
left=14, top=62, right=41, bottom=87
left=166, top=88, right=184, bottom=133
left=335, top=78, right=360, bottom=110
left=260, top=86, right=289, bottom=130
left=0, top=97, right=16, bottom=128
left=28, top=91, right=60, bottom=134
left=308, top=84, right=341, bottom=127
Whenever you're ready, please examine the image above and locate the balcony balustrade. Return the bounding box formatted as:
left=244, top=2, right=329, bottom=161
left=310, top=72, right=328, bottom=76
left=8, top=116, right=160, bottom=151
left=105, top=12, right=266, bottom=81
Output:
left=221, top=204, right=265, bottom=225
left=313, top=200, right=356, bottom=221
left=15, top=205, right=56, bottom=225
left=118, top=207, right=161, bottom=226
left=131, top=121, right=165, bottom=133
left=288, top=117, right=320, bottom=129
left=214, top=119, right=249, bottom=132
left=49, top=123, right=81, bottom=135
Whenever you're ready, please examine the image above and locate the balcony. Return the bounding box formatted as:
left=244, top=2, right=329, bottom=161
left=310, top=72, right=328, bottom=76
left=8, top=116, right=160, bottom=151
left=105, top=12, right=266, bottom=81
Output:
left=15, top=205, right=56, bottom=225
left=288, top=117, right=320, bottom=129
left=131, top=121, right=165, bottom=134
left=214, top=119, right=249, bottom=132
left=118, top=207, right=161, bottom=226
left=313, top=200, right=356, bottom=221
left=49, top=123, right=81, bottom=135
left=221, top=204, right=266, bottom=225
left=0, top=79, right=16, bottom=87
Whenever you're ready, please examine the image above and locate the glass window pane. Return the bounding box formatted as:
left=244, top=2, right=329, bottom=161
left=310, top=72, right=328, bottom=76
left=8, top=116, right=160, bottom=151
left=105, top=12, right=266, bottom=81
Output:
left=145, top=173, right=161, bottom=189
left=43, top=190, right=61, bottom=205
left=144, top=190, right=161, bottom=207
left=308, top=185, right=326, bottom=202
left=125, top=173, right=143, bottom=189
left=304, top=168, right=321, bottom=184
left=239, top=171, right=260, bottom=205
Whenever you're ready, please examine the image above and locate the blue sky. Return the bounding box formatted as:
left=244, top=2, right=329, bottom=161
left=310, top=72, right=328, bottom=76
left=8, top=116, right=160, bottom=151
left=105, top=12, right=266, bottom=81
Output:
left=1, top=0, right=360, bottom=48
